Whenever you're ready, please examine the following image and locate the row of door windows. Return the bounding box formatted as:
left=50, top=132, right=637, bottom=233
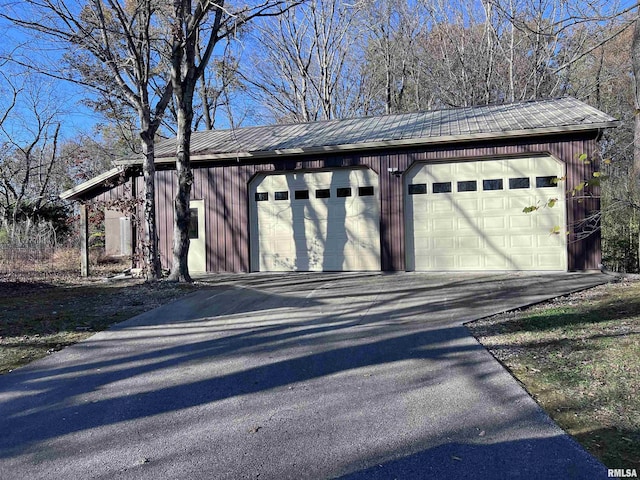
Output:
left=254, top=175, right=558, bottom=202
left=255, top=186, right=375, bottom=202
left=408, top=176, right=559, bottom=195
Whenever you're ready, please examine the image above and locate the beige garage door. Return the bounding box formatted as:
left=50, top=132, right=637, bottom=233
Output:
left=250, top=168, right=380, bottom=272
left=405, top=157, right=567, bottom=271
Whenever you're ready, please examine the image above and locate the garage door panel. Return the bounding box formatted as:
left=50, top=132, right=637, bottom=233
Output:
left=434, top=255, right=456, bottom=269
left=510, top=254, right=535, bottom=269
left=432, top=200, right=454, bottom=213
left=508, top=196, right=532, bottom=209
left=537, top=233, right=563, bottom=247
left=434, top=237, right=455, bottom=249
left=484, top=255, right=510, bottom=269
left=459, top=255, right=482, bottom=268
left=432, top=218, right=454, bottom=230
left=534, top=214, right=561, bottom=229
left=537, top=253, right=565, bottom=267
left=510, top=235, right=534, bottom=248
left=406, top=156, right=567, bottom=271
left=485, top=235, right=507, bottom=248
left=455, top=217, right=478, bottom=231
left=457, top=236, right=481, bottom=249
left=251, top=169, right=380, bottom=272
left=509, top=216, right=533, bottom=229
left=482, top=197, right=507, bottom=210
left=483, top=216, right=506, bottom=229
left=457, top=198, right=481, bottom=211
left=454, top=162, right=479, bottom=176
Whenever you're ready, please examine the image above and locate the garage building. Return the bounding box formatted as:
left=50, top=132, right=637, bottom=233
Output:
left=61, top=97, right=617, bottom=274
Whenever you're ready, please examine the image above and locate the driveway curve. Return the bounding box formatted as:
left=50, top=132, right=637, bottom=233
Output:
left=0, top=272, right=612, bottom=479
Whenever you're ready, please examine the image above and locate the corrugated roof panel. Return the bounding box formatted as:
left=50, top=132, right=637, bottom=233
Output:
left=141, top=97, right=616, bottom=161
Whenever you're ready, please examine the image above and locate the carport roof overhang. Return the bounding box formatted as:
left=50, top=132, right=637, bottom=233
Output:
left=60, top=166, right=126, bottom=201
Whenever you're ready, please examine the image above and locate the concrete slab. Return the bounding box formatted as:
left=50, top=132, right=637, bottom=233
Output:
left=0, top=272, right=613, bottom=479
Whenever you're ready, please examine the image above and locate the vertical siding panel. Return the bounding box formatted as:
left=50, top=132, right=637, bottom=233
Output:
left=238, top=165, right=251, bottom=272
left=222, top=165, right=230, bottom=272
left=212, top=166, right=223, bottom=271
left=204, top=167, right=211, bottom=272
left=168, top=170, right=176, bottom=269
left=192, top=168, right=202, bottom=200
left=378, top=152, right=392, bottom=270
left=154, top=171, right=163, bottom=268
left=157, top=170, right=171, bottom=270
left=393, top=152, right=401, bottom=270
left=235, top=166, right=244, bottom=272
left=89, top=132, right=600, bottom=273
left=210, top=166, right=218, bottom=272
left=222, top=165, right=232, bottom=271
left=221, top=165, right=229, bottom=272
left=229, top=165, right=240, bottom=272
left=170, top=171, right=176, bottom=269
left=387, top=153, right=397, bottom=270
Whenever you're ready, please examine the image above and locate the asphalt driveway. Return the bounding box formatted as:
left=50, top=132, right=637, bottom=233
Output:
left=0, top=272, right=614, bottom=479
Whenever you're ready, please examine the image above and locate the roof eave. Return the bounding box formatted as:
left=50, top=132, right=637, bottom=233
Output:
left=59, top=166, right=126, bottom=201
left=115, top=122, right=619, bottom=166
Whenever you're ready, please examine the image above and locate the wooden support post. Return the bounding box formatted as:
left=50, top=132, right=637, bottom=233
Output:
left=80, top=203, right=89, bottom=277
left=131, top=175, right=137, bottom=270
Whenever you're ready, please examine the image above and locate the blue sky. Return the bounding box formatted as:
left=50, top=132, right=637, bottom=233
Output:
left=0, top=7, right=261, bottom=146
left=0, top=15, right=106, bottom=143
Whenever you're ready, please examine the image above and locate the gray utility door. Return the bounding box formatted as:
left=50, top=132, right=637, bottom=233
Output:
left=249, top=168, right=381, bottom=272
left=405, top=156, right=567, bottom=271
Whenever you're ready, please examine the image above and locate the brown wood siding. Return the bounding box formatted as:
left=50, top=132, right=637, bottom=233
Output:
left=142, top=132, right=602, bottom=272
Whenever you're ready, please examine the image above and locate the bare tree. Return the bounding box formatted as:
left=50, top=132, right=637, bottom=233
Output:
left=167, top=0, right=293, bottom=282
left=0, top=74, right=70, bottom=242
left=3, top=0, right=174, bottom=279
left=241, top=0, right=365, bottom=123
left=359, top=0, right=429, bottom=113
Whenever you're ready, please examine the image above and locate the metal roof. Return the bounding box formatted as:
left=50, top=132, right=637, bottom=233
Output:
left=62, top=97, right=617, bottom=200
left=118, top=97, right=617, bottom=165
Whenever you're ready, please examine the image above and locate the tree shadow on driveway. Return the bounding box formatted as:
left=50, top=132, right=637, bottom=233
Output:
left=339, top=436, right=607, bottom=479
left=0, top=273, right=612, bottom=478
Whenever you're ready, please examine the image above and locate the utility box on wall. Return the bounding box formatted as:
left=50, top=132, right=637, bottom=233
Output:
left=104, top=208, right=131, bottom=257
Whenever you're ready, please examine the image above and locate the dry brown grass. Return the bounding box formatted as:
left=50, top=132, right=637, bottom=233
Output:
left=0, top=247, right=197, bottom=374
left=468, top=279, right=640, bottom=471
left=0, top=278, right=197, bottom=374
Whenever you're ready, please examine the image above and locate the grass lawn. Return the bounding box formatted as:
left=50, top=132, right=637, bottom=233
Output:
left=0, top=274, right=197, bottom=374
left=467, top=278, right=640, bottom=471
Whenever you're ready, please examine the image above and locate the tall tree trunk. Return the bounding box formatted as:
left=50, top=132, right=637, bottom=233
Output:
left=632, top=11, right=640, bottom=270
left=168, top=0, right=200, bottom=283
left=196, top=38, right=214, bottom=130
left=632, top=12, right=640, bottom=189
left=167, top=93, right=194, bottom=282
left=140, top=131, right=162, bottom=280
